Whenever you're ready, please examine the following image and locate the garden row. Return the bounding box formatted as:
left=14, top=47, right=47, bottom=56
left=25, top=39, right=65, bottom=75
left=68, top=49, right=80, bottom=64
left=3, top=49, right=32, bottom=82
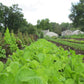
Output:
left=61, top=34, right=84, bottom=39
left=49, top=39, right=84, bottom=51
left=61, top=39, right=84, bottom=44
left=0, top=28, right=38, bottom=63
left=0, top=39, right=84, bottom=84
left=47, top=38, right=84, bottom=54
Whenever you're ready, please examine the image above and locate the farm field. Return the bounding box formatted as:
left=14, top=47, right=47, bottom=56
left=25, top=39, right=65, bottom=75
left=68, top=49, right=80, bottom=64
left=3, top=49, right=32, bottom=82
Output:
left=61, top=34, right=84, bottom=39
left=0, top=39, right=84, bottom=84
left=0, top=0, right=84, bottom=84
left=62, top=39, right=84, bottom=44
left=0, top=29, right=84, bottom=84
left=47, top=35, right=84, bottom=55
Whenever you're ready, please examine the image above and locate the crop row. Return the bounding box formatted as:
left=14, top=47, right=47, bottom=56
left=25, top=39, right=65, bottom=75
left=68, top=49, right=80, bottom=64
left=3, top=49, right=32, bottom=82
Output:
left=62, top=39, right=84, bottom=44
left=49, top=38, right=84, bottom=51
left=0, top=39, right=84, bottom=84
left=61, top=34, right=84, bottom=39
left=0, top=28, right=36, bottom=59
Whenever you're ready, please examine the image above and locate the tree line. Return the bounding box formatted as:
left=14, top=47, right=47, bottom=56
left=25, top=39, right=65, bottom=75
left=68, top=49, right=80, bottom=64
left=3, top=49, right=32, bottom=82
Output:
left=0, top=3, right=36, bottom=34
left=0, top=0, right=84, bottom=35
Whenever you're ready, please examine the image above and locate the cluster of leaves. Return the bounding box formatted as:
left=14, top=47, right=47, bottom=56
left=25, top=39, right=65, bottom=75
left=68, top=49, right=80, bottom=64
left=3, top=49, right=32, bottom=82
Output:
left=17, top=30, right=34, bottom=46
left=4, top=28, right=18, bottom=52
left=0, top=28, right=36, bottom=59
left=0, top=39, right=84, bottom=84
left=0, top=46, right=6, bottom=58
left=69, top=0, right=84, bottom=31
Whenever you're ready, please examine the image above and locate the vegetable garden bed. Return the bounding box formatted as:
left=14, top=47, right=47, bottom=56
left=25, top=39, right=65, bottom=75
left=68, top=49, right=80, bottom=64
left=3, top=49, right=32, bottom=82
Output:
left=0, top=39, right=84, bottom=84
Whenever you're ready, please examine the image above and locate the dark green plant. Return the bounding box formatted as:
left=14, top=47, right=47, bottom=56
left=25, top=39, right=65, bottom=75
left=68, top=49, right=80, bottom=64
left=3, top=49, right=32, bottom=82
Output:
left=0, top=46, right=6, bottom=58
left=4, top=28, right=18, bottom=52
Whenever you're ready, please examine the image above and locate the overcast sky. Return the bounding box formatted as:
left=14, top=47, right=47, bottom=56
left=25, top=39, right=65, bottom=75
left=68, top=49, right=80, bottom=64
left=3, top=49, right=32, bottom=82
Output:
left=0, top=0, right=79, bottom=25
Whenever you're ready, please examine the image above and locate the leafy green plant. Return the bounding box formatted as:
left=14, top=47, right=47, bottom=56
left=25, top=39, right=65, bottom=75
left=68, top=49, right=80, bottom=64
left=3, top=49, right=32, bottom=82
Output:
left=0, top=46, right=6, bottom=58
left=4, top=28, right=18, bottom=52
left=0, top=39, right=84, bottom=84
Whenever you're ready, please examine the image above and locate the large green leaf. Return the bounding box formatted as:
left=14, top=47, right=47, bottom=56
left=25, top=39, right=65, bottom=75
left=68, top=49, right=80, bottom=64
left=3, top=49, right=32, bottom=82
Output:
left=0, top=61, right=4, bottom=72
left=15, top=68, right=43, bottom=84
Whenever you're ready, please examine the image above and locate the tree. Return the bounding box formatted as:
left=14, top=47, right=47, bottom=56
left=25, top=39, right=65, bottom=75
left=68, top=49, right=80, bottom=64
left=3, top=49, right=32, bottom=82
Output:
left=0, top=3, right=9, bottom=32
left=69, top=0, right=84, bottom=31
left=60, top=22, right=70, bottom=31
left=50, top=22, right=61, bottom=35
left=8, top=4, right=25, bottom=33
left=37, top=18, right=50, bottom=30
left=0, top=3, right=29, bottom=33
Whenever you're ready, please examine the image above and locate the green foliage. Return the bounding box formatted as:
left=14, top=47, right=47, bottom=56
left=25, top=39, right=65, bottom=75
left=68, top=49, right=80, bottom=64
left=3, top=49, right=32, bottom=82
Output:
left=60, top=22, right=72, bottom=31
left=44, top=35, right=51, bottom=40
left=37, top=18, right=50, bottom=30
left=0, top=39, right=84, bottom=84
left=0, top=61, right=4, bottom=72
left=36, top=29, right=44, bottom=38
left=0, top=3, right=31, bottom=33
left=4, top=28, right=18, bottom=52
left=17, top=30, right=33, bottom=45
left=37, top=18, right=72, bottom=35
left=62, top=39, right=84, bottom=44
left=50, top=22, right=62, bottom=35
left=0, top=46, right=6, bottom=58
left=49, top=38, right=84, bottom=51
left=69, top=0, right=84, bottom=31
left=61, top=34, right=84, bottom=39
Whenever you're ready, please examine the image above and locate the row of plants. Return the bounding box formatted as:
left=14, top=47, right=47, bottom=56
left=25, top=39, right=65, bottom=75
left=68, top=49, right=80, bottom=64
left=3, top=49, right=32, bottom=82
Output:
left=48, top=38, right=84, bottom=51
left=61, top=39, right=84, bottom=44
left=0, top=39, right=84, bottom=84
left=0, top=28, right=36, bottom=60
left=60, top=34, right=84, bottom=39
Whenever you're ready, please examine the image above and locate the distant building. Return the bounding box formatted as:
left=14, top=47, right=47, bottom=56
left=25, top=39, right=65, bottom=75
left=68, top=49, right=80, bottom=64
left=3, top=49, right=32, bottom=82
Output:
left=61, top=30, right=72, bottom=36
left=42, top=29, right=58, bottom=37
left=61, top=30, right=84, bottom=36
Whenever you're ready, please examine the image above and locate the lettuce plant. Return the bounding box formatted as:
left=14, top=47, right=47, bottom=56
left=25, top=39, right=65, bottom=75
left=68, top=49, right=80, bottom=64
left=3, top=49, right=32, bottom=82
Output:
left=0, top=39, right=84, bottom=84
left=0, top=46, right=6, bottom=58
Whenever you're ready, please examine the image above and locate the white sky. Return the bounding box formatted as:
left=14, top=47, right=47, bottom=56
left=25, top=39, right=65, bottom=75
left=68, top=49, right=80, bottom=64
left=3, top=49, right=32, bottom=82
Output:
left=0, top=0, right=79, bottom=25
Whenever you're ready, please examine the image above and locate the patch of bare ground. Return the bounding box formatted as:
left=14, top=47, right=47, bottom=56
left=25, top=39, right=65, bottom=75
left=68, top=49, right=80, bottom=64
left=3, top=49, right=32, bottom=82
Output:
left=0, top=58, right=7, bottom=63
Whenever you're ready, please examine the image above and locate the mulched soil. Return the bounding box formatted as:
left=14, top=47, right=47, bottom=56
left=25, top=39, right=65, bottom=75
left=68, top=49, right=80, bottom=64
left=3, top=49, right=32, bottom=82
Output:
left=0, top=58, right=7, bottom=63
left=49, top=40, right=84, bottom=55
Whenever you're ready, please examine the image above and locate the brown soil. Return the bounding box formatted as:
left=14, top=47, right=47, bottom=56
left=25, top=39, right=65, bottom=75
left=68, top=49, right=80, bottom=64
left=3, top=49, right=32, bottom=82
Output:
left=0, top=58, right=7, bottom=63
left=49, top=40, right=84, bottom=55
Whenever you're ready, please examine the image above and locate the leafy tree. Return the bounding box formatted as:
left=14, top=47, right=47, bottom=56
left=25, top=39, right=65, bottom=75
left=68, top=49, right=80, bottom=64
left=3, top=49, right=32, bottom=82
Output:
left=60, top=22, right=71, bottom=31
left=37, top=18, right=50, bottom=30
left=8, top=4, right=25, bottom=33
left=0, top=3, right=29, bottom=33
left=50, top=22, right=61, bottom=35
left=69, top=0, right=84, bottom=31
left=0, top=3, right=9, bottom=32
